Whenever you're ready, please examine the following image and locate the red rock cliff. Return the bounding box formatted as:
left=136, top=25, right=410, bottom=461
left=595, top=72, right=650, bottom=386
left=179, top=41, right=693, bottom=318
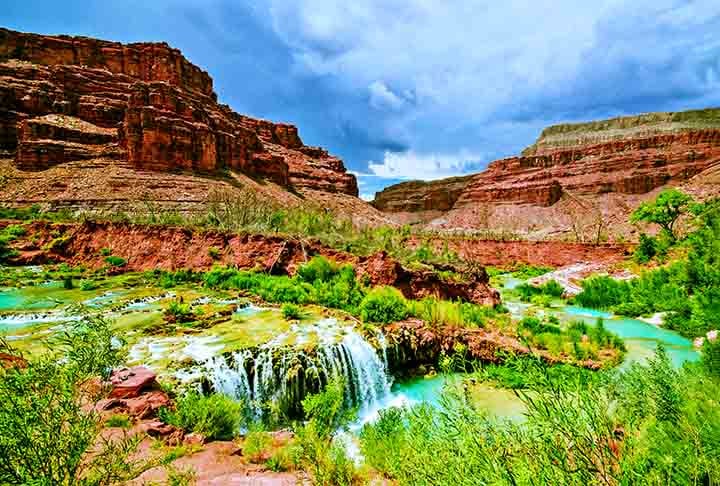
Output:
left=0, top=27, right=357, bottom=196
left=373, top=109, right=720, bottom=240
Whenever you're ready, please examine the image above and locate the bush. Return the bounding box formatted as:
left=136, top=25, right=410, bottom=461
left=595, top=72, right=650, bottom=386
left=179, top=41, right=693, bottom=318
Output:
left=634, top=233, right=658, bottom=263
left=104, top=255, right=127, bottom=267
left=297, top=256, right=338, bottom=283
left=359, top=286, right=408, bottom=324
left=541, top=279, right=564, bottom=297
left=159, top=392, right=245, bottom=441
left=80, top=279, right=98, bottom=291
left=700, top=330, right=720, bottom=378
left=163, top=300, right=196, bottom=324
left=281, top=303, right=302, bottom=320
left=515, top=279, right=564, bottom=303
left=0, top=224, right=26, bottom=263
left=574, top=276, right=632, bottom=309
left=0, top=316, right=141, bottom=485
left=243, top=430, right=273, bottom=463
left=407, top=298, right=496, bottom=328
left=207, top=246, right=220, bottom=260
left=360, top=349, right=720, bottom=485
left=106, top=414, right=131, bottom=429
left=293, top=379, right=361, bottom=485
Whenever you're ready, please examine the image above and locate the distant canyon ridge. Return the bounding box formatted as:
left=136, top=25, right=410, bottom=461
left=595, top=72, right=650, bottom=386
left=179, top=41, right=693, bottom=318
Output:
left=373, top=109, right=720, bottom=241
left=1, top=28, right=719, bottom=242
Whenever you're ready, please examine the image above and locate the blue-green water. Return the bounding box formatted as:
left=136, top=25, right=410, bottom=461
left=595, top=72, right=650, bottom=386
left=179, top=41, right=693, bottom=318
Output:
left=381, top=273, right=700, bottom=422
left=2, top=267, right=702, bottom=425
left=557, top=306, right=698, bottom=367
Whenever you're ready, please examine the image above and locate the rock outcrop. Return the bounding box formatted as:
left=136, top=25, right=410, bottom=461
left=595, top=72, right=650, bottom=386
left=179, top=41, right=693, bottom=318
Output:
left=2, top=220, right=500, bottom=305
left=373, top=108, right=720, bottom=240
left=0, top=28, right=357, bottom=196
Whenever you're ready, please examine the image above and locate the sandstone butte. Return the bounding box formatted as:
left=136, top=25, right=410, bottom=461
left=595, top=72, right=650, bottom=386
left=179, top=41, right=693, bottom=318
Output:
left=372, top=109, right=720, bottom=241
left=0, top=27, right=388, bottom=222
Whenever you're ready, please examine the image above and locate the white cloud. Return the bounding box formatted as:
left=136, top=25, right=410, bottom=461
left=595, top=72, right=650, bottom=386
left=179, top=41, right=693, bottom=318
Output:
left=260, top=0, right=720, bottom=183
left=367, top=149, right=485, bottom=180
left=359, top=192, right=375, bottom=201
left=368, top=80, right=406, bottom=111
left=267, top=0, right=615, bottom=119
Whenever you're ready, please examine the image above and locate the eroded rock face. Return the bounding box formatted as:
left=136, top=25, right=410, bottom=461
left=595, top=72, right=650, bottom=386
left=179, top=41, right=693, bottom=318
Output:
left=372, top=109, right=720, bottom=240
left=4, top=220, right=501, bottom=305
left=0, top=27, right=357, bottom=196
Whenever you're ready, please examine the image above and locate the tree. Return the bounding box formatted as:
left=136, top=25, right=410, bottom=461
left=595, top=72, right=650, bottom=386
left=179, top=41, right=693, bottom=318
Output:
left=630, top=189, right=693, bottom=242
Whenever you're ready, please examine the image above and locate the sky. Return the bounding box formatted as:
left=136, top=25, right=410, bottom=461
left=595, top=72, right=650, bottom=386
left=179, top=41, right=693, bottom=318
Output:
left=3, top=1, right=720, bottom=200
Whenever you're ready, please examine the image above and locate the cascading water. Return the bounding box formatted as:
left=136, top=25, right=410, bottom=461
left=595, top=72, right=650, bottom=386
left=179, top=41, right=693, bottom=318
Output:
left=203, top=318, right=392, bottom=417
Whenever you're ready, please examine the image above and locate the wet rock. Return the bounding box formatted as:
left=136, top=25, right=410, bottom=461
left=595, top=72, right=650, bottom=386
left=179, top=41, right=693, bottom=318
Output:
left=108, top=366, right=157, bottom=399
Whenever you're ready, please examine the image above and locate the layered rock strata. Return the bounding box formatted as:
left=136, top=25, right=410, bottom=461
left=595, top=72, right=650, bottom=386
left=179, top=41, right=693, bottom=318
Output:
left=0, top=28, right=357, bottom=195
left=373, top=108, right=720, bottom=239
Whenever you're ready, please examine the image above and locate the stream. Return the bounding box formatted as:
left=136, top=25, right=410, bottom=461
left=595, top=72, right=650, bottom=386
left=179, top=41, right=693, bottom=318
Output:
left=0, top=268, right=700, bottom=425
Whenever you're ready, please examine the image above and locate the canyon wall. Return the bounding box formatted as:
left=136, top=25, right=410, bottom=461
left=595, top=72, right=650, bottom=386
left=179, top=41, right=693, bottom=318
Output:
left=373, top=109, right=720, bottom=240
left=0, top=28, right=357, bottom=196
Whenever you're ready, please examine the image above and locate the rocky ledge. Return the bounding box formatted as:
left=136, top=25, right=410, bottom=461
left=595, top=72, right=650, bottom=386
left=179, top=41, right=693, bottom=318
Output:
left=373, top=108, right=720, bottom=240
left=2, top=220, right=500, bottom=306
left=0, top=28, right=357, bottom=196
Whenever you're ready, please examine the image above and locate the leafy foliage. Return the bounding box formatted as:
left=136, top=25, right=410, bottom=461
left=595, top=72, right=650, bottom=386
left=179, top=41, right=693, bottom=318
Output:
left=0, top=316, right=144, bottom=485
left=630, top=188, right=693, bottom=241
left=159, top=392, right=245, bottom=441
left=281, top=303, right=303, bottom=320
left=104, top=255, right=127, bottom=267
left=0, top=224, right=26, bottom=263
left=293, top=379, right=362, bottom=485
left=360, top=350, right=720, bottom=485
left=577, top=198, right=720, bottom=338
left=359, top=286, right=408, bottom=323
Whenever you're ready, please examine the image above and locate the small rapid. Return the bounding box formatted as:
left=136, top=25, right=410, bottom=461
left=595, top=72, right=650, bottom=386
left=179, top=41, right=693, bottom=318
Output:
left=202, top=318, right=392, bottom=418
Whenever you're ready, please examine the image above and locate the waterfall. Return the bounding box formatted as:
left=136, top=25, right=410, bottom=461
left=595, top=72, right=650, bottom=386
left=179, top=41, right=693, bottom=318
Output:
left=202, top=318, right=392, bottom=417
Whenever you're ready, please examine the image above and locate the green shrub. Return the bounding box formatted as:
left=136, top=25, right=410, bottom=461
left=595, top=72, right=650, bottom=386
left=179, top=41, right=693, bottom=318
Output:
left=159, top=392, right=245, bottom=441
left=266, top=446, right=293, bottom=472
left=0, top=225, right=26, bottom=263
left=575, top=276, right=632, bottom=309
left=360, top=349, right=720, bottom=485
left=297, top=256, right=338, bottom=283
left=79, top=279, right=98, bottom=291
left=0, top=316, right=141, bottom=485
left=62, top=274, right=74, bottom=290
left=207, top=246, right=220, bottom=260
left=634, top=233, right=659, bottom=263
left=518, top=316, right=561, bottom=335
left=541, top=279, right=564, bottom=297
left=530, top=294, right=553, bottom=307
left=281, top=303, right=302, bottom=320
left=99, top=247, right=113, bottom=256
left=359, top=286, right=408, bottom=323
left=243, top=430, right=273, bottom=463
left=701, top=331, right=720, bottom=378
left=164, top=300, right=196, bottom=323
left=166, top=465, right=197, bottom=486
left=294, top=379, right=361, bottom=485
left=104, top=255, right=127, bottom=267
left=106, top=414, right=131, bottom=429
left=407, top=298, right=497, bottom=329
